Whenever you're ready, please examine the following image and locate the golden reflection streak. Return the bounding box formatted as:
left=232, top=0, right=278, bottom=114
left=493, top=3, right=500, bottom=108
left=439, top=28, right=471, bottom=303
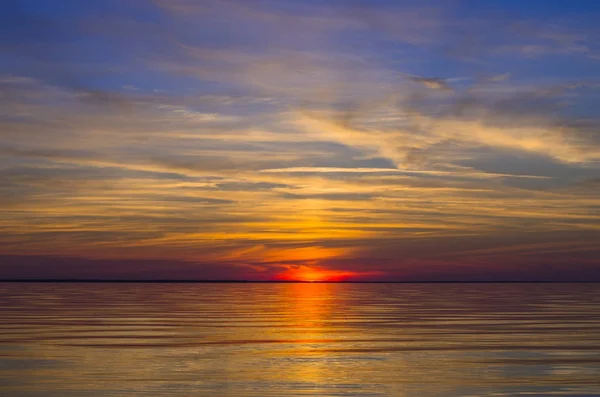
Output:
left=284, top=283, right=336, bottom=389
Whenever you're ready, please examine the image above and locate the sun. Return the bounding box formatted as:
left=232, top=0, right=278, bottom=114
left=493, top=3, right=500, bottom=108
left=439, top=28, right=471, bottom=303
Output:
left=296, top=268, right=329, bottom=282
left=275, top=265, right=356, bottom=282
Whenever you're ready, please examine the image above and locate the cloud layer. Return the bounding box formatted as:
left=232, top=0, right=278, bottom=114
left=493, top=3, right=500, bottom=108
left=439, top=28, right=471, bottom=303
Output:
left=0, top=0, right=599, bottom=280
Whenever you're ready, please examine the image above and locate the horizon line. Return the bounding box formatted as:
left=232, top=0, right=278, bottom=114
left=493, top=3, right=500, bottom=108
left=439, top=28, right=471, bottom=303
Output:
left=1, top=279, right=599, bottom=284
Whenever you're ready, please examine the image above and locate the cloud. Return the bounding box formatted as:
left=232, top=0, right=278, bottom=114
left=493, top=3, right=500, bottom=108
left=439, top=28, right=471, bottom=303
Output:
left=412, top=115, right=600, bottom=164
left=0, top=0, right=599, bottom=280
left=489, top=73, right=511, bottom=82
left=292, top=103, right=600, bottom=173
left=260, top=166, right=550, bottom=179
left=409, top=76, right=452, bottom=91
left=261, top=167, right=401, bottom=173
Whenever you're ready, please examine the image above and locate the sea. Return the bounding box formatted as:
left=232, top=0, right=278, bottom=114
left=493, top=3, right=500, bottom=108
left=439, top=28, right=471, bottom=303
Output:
left=1, top=282, right=599, bottom=396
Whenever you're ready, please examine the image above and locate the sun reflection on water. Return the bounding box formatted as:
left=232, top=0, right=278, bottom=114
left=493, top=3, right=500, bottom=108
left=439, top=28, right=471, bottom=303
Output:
left=1, top=283, right=600, bottom=396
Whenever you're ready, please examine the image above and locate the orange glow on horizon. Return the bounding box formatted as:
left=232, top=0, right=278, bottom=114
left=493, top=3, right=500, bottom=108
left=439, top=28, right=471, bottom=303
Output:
left=275, top=265, right=377, bottom=282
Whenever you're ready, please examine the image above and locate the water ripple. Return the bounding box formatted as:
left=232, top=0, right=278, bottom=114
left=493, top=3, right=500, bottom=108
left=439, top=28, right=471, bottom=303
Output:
left=1, top=283, right=600, bottom=396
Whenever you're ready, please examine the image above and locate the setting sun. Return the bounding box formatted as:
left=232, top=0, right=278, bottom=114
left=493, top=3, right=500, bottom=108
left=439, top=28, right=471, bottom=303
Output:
left=276, top=265, right=364, bottom=282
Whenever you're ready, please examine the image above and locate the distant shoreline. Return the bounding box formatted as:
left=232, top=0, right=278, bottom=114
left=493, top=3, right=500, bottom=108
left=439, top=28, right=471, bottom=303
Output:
left=0, top=280, right=598, bottom=283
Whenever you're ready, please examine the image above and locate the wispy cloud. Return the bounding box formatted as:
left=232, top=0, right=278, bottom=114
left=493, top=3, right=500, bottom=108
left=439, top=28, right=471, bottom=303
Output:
left=0, top=0, right=598, bottom=280
left=408, top=76, right=453, bottom=91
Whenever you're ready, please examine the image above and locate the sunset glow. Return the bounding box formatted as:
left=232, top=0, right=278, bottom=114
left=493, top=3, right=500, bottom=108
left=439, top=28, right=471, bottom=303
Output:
left=0, top=0, right=599, bottom=281
left=275, top=266, right=366, bottom=282
left=2, top=2, right=600, bottom=396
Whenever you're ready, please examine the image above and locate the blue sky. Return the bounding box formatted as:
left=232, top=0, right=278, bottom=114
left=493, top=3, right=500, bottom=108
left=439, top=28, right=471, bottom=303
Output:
left=0, top=0, right=599, bottom=280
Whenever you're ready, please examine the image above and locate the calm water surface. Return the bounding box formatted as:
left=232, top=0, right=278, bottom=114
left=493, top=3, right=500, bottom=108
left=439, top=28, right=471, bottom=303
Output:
left=1, top=283, right=600, bottom=396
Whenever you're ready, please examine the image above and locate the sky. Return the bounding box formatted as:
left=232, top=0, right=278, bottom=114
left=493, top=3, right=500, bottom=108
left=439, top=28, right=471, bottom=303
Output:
left=0, top=0, right=599, bottom=281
